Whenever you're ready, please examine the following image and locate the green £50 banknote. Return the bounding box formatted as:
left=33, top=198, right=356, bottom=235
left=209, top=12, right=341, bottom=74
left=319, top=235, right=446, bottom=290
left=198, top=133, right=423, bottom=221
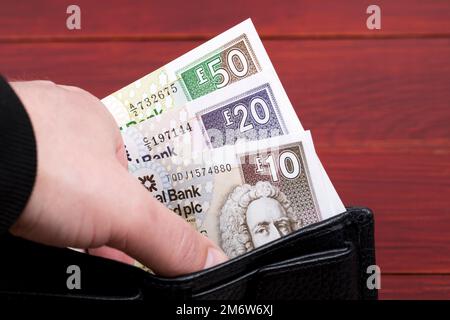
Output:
left=102, top=19, right=279, bottom=130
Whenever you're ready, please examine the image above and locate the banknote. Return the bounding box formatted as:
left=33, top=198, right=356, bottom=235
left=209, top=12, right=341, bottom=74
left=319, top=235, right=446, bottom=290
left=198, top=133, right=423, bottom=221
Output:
left=102, top=19, right=281, bottom=131
left=127, top=130, right=344, bottom=258
left=121, top=71, right=304, bottom=167
left=306, top=132, right=346, bottom=218
left=101, top=19, right=346, bottom=264
left=116, top=69, right=346, bottom=220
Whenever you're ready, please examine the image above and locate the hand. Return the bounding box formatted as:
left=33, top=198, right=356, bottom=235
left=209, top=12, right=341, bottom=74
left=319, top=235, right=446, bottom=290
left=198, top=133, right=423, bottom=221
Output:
left=8, top=80, right=228, bottom=276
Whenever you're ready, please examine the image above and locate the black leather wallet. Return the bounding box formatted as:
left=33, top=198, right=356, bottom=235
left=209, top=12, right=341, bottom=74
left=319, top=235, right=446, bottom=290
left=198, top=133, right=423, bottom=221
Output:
left=0, top=206, right=377, bottom=301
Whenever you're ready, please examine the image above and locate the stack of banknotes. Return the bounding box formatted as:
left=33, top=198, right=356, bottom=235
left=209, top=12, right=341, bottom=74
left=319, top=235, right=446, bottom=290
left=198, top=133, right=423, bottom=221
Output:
left=102, top=19, right=345, bottom=265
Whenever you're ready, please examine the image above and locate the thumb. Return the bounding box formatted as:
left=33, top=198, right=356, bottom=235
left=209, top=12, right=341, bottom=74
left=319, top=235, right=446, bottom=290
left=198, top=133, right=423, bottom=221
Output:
left=104, top=163, right=228, bottom=276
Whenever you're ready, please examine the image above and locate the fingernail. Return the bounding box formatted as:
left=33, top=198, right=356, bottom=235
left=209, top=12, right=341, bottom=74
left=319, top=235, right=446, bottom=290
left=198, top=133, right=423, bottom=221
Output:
left=203, top=247, right=228, bottom=270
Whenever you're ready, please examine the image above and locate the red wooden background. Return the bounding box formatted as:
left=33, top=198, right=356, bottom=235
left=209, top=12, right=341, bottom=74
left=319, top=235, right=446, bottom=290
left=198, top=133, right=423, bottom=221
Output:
left=1, top=0, right=449, bottom=299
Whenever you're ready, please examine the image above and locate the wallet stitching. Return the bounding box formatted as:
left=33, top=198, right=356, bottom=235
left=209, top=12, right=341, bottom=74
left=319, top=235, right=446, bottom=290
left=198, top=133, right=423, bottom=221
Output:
left=253, top=249, right=357, bottom=299
left=257, top=245, right=354, bottom=275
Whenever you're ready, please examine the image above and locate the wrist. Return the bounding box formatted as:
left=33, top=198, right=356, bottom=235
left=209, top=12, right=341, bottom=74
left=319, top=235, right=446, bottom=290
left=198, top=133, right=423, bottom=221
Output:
left=0, top=77, right=37, bottom=234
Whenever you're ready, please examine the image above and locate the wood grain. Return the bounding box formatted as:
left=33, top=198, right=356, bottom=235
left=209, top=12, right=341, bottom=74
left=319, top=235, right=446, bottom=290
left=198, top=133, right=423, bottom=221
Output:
left=381, top=275, right=450, bottom=299
left=1, top=0, right=449, bottom=39
left=320, top=150, right=450, bottom=273
left=1, top=39, right=449, bottom=276
left=1, top=39, right=449, bottom=141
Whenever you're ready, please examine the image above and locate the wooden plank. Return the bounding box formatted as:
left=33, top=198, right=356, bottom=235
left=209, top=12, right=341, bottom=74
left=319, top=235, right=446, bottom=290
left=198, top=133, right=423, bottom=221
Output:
left=0, top=0, right=449, bottom=39
left=381, top=275, right=450, bottom=299
left=1, top=39, right=448, bottom=141
left=274, top=39, right=450, bottom=143
left=319, top=150, right=450, bottom=273
left=0, top=39, right=449, bottom=273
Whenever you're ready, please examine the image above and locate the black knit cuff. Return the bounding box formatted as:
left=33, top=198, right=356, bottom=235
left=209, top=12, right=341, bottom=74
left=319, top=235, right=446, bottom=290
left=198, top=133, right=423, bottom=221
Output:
left=0, top=76, right=37, bottom=234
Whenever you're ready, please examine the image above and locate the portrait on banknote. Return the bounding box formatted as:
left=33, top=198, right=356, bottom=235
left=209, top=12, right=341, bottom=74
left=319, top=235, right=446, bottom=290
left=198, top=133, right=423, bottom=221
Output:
left=219, top=181, right=297, bottom=258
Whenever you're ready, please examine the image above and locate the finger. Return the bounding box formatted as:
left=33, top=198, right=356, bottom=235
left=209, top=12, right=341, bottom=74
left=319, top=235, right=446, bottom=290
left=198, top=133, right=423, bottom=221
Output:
left=115, top=138, right=128, bottom=169
left=88, top=246, right=135, bottom=265
left=57, top=84, right=88, bottom=93
left=102, top=163, right=228, bottom=276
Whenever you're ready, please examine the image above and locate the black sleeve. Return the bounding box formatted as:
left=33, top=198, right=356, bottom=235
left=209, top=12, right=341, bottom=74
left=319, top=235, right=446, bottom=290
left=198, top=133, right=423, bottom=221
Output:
left=0, top=76, right=37, bottom=234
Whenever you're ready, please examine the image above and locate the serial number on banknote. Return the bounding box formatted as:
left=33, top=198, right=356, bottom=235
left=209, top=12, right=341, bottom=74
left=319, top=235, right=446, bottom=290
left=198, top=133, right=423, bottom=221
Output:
left=128, top=83, right=178, bottom=117
left=165, top=164, right=232, bottom=183
left=142, top=122, right=192, bottom=152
